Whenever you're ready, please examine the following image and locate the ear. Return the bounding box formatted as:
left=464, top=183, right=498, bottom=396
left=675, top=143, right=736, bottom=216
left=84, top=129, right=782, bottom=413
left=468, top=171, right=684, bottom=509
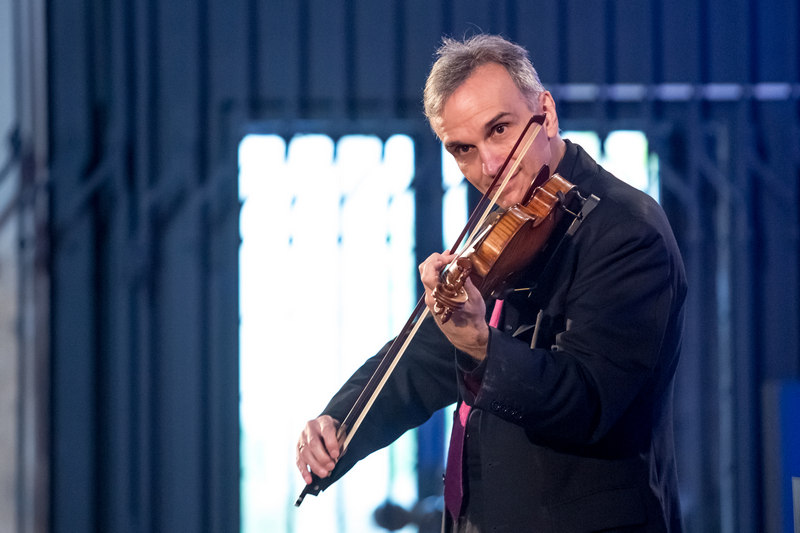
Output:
left=538, top=92, right=560, bottom=138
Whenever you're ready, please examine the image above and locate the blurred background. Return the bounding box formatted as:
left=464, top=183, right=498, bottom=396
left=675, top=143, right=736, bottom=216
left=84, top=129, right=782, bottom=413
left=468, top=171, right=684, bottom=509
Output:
left=1, top=0, right=798, bottom=532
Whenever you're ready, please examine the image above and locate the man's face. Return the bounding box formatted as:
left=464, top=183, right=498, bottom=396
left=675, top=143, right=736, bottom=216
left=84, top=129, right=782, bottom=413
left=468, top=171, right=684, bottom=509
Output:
left=433, top=62, right=554, bottom=209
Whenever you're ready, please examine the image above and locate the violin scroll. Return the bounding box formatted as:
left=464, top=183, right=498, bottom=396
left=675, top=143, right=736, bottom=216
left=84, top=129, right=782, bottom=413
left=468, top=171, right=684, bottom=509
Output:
left=432, top=257, right=473, bottom=323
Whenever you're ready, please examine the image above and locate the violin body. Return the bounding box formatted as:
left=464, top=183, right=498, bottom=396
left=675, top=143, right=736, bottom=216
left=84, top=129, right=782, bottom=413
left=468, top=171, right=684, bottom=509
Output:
left=433, top=173, right=577, bottom=321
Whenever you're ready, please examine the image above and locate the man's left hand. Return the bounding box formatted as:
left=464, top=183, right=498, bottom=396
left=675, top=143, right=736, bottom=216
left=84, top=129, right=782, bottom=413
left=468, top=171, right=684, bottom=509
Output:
left=419, top=252, right=490, bottom=361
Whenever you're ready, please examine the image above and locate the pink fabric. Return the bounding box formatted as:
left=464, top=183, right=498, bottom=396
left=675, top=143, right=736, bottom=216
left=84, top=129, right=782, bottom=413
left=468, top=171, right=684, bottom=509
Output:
left=444, top=299, right=503, bottom=520
left=458, top=400, right=471, bottom=426
left=489, top=299, right=504, bottom=328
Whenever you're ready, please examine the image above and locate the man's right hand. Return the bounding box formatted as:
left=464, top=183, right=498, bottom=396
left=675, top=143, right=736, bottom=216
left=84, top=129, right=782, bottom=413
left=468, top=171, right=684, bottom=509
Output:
left=295, top=415, right=342, bottom=484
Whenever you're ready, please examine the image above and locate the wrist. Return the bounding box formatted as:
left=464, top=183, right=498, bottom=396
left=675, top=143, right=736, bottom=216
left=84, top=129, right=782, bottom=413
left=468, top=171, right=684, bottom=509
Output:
left=461, top=323, right=489, bottom=361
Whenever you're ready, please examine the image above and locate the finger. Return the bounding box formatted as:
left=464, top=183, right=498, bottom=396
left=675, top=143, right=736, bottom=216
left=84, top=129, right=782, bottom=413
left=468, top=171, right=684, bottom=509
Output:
left=463, top=277, right=482, bottom=300
left=297, top=436, right=332, bottom=480
left=456, top=278, right=484, bottom=314
left=308, top=436, right=338, bottom=478
left=296, top=448, right=313, bottom=484
left=418, top=251, right=454, bottom=273
left=295, top=432, right=312, bottom=483
left=419, top=252, right=454, bottom=288
left=296, top=427, right=318, bottom=483
left=418, top=252, right=441, bottom=277
left=297, top=417, right=340, bottom=480
left=318, top=420, right=341, bottom=461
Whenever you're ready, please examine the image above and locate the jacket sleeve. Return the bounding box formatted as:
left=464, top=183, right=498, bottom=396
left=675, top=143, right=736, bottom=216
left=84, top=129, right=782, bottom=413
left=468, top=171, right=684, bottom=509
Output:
left=473, top=199, right=686, bottom=449
left=320, top=314, right=459, bottom=484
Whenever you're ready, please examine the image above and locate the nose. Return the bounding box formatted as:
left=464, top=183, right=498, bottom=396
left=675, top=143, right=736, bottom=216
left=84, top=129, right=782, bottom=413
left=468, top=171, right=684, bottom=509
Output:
left=480, top=146, right=506, bottom=178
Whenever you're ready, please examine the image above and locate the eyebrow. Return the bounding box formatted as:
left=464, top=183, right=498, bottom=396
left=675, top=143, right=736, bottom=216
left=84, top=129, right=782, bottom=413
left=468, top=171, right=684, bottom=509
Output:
left=443, top=111, right=513, bottom=152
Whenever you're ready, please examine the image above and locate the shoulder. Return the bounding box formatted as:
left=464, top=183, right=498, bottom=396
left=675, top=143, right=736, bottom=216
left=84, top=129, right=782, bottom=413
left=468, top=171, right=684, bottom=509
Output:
left=557, top=140, right=685, bottom=279
left=562, top=146, right=673, bottom=245
left=569, top=158, right=684, bottom=280
left=592, top=170, right=667, bottom=234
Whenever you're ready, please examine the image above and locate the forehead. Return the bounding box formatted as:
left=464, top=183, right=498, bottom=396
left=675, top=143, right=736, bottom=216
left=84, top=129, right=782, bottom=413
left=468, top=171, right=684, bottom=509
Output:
left=434, top=63, right=531, bottom=141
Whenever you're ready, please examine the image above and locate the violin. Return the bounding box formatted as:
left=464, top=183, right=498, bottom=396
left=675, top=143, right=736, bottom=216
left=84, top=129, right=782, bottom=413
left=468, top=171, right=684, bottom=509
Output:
left=295, top=114, right=584, bottom=506
left=432, top=170, right=578, bottom=322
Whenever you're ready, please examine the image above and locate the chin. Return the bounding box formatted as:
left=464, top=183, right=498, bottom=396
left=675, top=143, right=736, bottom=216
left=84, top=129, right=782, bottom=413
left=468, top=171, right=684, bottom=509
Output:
left=499, top=192, right=524, bottom=208
left=496, top=198, right=514, bottom=210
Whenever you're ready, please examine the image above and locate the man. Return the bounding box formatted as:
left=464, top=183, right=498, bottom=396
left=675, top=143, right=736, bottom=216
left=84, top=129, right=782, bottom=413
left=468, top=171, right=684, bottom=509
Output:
left=296, top=34, right=687, bottom=532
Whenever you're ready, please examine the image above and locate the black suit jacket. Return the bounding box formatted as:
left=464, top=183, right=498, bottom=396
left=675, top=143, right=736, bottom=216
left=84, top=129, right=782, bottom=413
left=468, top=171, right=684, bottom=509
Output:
left=320, top=140, right=687, bottom=532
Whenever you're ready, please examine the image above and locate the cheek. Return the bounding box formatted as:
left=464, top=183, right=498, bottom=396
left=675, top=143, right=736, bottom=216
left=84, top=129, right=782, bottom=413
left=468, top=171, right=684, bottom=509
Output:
left=523, top=148, right=548, bottom=174
left=457, top=160, right=478, bottom=180
left=462, top=174, right=485, bottom=194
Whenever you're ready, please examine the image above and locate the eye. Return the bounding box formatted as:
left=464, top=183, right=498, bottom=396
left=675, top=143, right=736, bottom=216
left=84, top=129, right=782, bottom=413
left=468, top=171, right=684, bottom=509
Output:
left=493, top=123, right=508, bottom=135
left=456, top=145, right=471, bottom=155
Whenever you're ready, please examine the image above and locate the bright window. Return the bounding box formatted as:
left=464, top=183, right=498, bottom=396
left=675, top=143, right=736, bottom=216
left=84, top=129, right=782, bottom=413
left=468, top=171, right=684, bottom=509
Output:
left=562, top=130, right=659, bottom=200
left=239, top=133, right=418, bottom=533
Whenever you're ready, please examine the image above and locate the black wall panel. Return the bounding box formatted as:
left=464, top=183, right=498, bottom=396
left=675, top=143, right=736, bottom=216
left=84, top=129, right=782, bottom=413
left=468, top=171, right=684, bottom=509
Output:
left=257, top=1, right=303, bottom=114
left=43, top=1, right=800, bottom=532
left=564, top=0, right=607, bottom=83
left=398, top=0, right=443, bottom=115
left=661, top=2, right=702, bottom=82
left=512, top=3, right=560, bottom=81
left=612, top=1, right=652, bottom=83
left=706, top=0, right=749, bottom=82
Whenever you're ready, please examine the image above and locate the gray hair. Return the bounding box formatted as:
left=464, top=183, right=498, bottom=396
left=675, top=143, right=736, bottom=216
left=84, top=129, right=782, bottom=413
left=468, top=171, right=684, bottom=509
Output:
left=423, top=34, right=545, bottom=126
